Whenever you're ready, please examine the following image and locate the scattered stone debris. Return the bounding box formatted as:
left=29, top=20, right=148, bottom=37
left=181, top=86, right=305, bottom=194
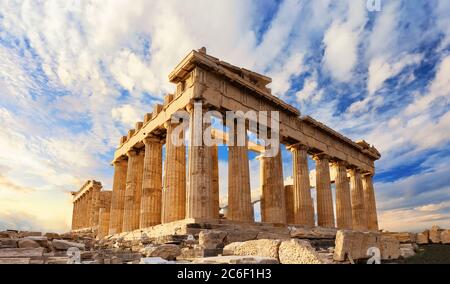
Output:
left=1, top=224, right=449, bottom=264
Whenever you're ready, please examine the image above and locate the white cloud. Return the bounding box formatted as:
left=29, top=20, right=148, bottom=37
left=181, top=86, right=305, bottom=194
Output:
left=367, top=53, right=423, bottom=95
left=322, top=1, right=367, bottom=82
left=111, top=104, right=142, bottom=128
left=296, top=73, right=323, bottom=104
left=405, top=55, right=450, bottom=116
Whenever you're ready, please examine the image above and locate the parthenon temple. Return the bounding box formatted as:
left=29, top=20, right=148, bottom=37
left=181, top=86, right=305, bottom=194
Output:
left=71, top=48, right=381, bottom=240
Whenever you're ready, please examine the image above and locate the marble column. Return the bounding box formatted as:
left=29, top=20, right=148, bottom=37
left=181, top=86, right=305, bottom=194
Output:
left=98, top=192, right=112, bottom=239
left=83, top=194, right=89, bottom=228
left=186, top=102, right=214, bottom=219
left=98, top=208, right=110, bottom=239
left=90, top=187, right=100, bottom=228
left=290, top=145, right=315, bottom=227
left=363, top=174, right=379, bottom=231
left=162, top=121, right=186, bottom=223
left=140, top=136, right=163, bottom=228
left=86, top=190, right=93, bottom=227
left=72, top=200, right=77, bottom=231
left=314, top=154, right=335, bottom=228
left=285, top=185, right=295, bottom=224
left=80, top=195, right=86, bottom=228
left=228, top=121, right=253, bottom=222
left=333, top=161, right=353, bottom=230
left=259, top=147, right=286, bottom=224
left=211, top=145, right=220, bottom=219
left=108, top=159, right=128, bottom=235
left=350, top=168, right=368, bottom=231
left=122, top=149, right=145, bottom=232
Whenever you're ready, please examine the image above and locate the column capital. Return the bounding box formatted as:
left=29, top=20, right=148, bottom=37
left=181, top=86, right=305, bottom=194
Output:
left=362, top=172, right=374, bottom=178
left=348, top=165, right=363, bottom=173
left=143, top=135, right=163, bottom=145
left=287, top=143, right=309, bottom=152
left=330, top=159, right=349, bottom=168
left=186, top=99, right=208, bottom=114
left=163, top=119, right=183, bottom=130
left=113, top=156, right=127, bottom=165
left=312, top=153, right=331, bottom=161
left=126, top=149, right=138, bottom=157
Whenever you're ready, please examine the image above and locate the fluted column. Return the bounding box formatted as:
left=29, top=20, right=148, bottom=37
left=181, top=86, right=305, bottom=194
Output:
left=333, top=161, right=353, bottom=229
left=80, top=195, right=85, bottom=228
left=314, top=154, right=335, bottom=228
left=259, top=147, right=286, bottom=224
left=290, top=145, right=315, bottom=227
left=97, top=192, right=112, bottom=239
left=350, top=168, right=367, bottom=231
left=83, top=194, right=88, bottom=228
left=211, top=145, right=220, bottom=219
left=78, top=196, right=83, bottom=229
left=140, top=136, right=164, bottom=228
left=90, top=186, right=100, bottom=228
left=285, top=185, right=295, bottom=224
left=122, top=149, right=145, bottom=232
left=363, top=174, right=378, bottom=231
left=71, top=200, right=77, bottom=230
left=186, top=102, right=214, bottom=219
left=108, top=158, right=128, bottom=235
left=162, top=121, right=186, bottom=223
left=86, top=190, right=93, bottom=227
left=228, top=121, right=253, bottom=222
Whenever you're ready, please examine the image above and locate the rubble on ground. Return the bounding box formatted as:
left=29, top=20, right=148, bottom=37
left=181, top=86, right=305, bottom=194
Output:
left=0, top=224, right=448, bottom=264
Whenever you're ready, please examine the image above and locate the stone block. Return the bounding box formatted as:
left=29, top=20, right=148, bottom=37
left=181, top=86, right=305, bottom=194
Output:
left=0, top=238, right=18, bottom=249
left=290, top=226, right=337, bottom=239
left=139, top=257, right=172, bottom=264
left=441, top=230, right=450, bottom=244
left=178, top=246, right=204, bottom=260
left=416, top=231, right=429, bottom=244
left=379, top=236, right=400, bottom=260
left=385, top=232, right=416, bottom=243
left=141, top=244, right=181, bottom=261
left=430, top=225, right=442, bottom=243
left=198, top=230, right=227, bottom=250
left=333, top=230, right=379, bottom=262
left=18, top=239, right=41, bottom=249
left=257, top=231, right=290, bottom=240
left=46, top=257, right=70, bottom=264
left=23, top=236, right=49, bottom=248
left=44, top=233, right=60, bottom=240
left=18, top=231, right=42, bottom=238
left=223, top=239, right=281, bottom=259
left=0, top=258, right=31, bottom=264
left=0, top=231, right=18, bottom=238
left=0, top=248, right=44, bottom=258
left=278, top=239, right=326, bottom=264
left=223, top=230, right=258, bottom=244
left=52, top=239, right=86, bottom=250
left=192, top=255, right=279, bottom=264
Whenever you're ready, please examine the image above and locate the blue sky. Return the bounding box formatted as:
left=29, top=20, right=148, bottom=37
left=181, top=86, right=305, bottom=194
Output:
left=0, top=0, right=449, bottom=232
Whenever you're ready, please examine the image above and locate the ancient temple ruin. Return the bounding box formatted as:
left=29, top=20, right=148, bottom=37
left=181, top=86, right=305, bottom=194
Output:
left=71, top=48, right=381, bottom=240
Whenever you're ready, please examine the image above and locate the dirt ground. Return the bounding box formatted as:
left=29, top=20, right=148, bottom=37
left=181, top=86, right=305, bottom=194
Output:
left=394, top=244, right=450, bottom=264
